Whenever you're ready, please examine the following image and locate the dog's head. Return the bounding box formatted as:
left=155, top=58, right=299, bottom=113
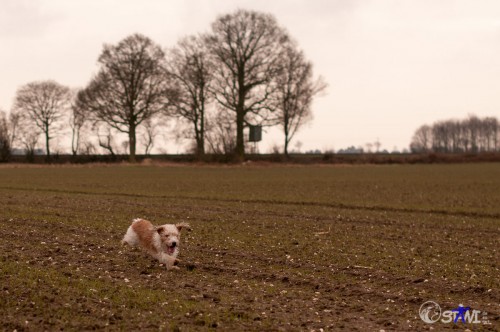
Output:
left=156, top=222, right=191, bottom=255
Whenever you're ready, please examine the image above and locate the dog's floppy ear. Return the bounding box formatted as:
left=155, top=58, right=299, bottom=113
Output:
left=176, top=222, right=191, bottom=232
left=156, top=226, right=164, bottom=234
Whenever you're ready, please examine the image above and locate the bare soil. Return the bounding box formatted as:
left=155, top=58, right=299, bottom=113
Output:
left=0, top=164, right=498, bottom=331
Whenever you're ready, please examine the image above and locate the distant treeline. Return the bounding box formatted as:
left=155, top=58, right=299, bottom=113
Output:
left=5, top=151, right=500, bottom=165
left=410, top=115, right=499, bottom=153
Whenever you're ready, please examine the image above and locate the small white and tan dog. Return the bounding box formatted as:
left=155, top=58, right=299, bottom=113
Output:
left=122, top=218, right=191, bottom=270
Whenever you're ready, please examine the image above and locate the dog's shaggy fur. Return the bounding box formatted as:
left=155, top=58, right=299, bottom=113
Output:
left=122, top=218, right=190, bottom=270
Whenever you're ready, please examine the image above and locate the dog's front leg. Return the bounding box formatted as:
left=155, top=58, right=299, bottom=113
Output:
left=159, top=253, right=179, bottom=270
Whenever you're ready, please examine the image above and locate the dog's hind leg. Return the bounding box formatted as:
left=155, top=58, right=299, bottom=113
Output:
left=122, top=226, right=139, bottom=247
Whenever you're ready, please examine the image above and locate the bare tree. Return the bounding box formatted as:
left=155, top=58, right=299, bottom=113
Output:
left=483, top=117, right=498, bottom=151
left=488, top=117, right=498, bottom=151
left=78, top=34, right=168, bottom=162
left=81, top=141, right=96, bottom=155
left=70, top=89, right=88, bottom=156
left=140, top=119, right=158, bottom=155
left=166, top=35, right=213, bottom=156
left=273, top=46, right=326, bottom=156
left=432, top=121, right=451, bottom=152
left=0, top=110, right=10, bottom=161
left=14, top=112, right=41, bottom=162
left=12, top=80, right=70, bottom=161
left=8, top=110, right=21, bottom=148
left=449, top=120, right=461, bottom=152
left=96, top=125, right=118, bottom=157
left=459, top=120, right=470, bottom=152
left=467, top=115, right=481, bottom=152
left=205, top=109, right=236, bottom=155
left=19, top=131, right=40, bottom=162
left=206, top=9, right=290, bottom=160
left=410, top=125, right=433, bottom=152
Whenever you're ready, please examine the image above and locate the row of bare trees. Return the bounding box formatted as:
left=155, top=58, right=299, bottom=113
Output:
left=1, top=10, right=325, bottom=162
left=410, top=115, right=499, bottom=153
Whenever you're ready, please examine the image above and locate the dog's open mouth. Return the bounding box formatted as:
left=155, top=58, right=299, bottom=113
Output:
left=166, top=246, right=176, bottom=255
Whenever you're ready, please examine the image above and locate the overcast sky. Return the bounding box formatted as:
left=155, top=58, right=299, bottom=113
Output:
left=1, top=0, right=500, bottom=153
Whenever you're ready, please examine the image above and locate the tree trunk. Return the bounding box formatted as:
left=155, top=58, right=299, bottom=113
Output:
left=194, top=120, right=204, bottom=157
left=235, top=73, right=246, bottom=161
left=199, top=111, right=205, bottom=156
left=45, top=124, right=51, bottom=162
left=235, top=110, right=245, bottom=161
left=196, top=138, right=204, bottom=157
left=284, top=137, right=289, bottom=158
left=198, top=88, right=206, bottom=157
left=129, top=124, right=136, bottom=163
left=283, top=116, right=289, bottom=158
left=71, top=128, right=77, bottom=156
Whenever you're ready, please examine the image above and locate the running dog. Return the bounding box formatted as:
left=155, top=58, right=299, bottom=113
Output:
left=122, top=218, right=191, bottom=270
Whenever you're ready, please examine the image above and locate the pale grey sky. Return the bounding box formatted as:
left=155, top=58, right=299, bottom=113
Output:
left=1, top=0, right=500, bottom=153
